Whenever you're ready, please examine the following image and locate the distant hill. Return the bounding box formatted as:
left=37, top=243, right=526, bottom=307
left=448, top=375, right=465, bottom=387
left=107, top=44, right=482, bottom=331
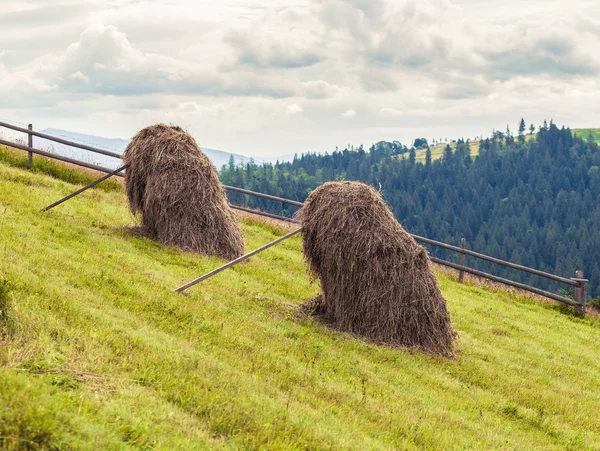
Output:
left=35, top=128, right=257, bottom=170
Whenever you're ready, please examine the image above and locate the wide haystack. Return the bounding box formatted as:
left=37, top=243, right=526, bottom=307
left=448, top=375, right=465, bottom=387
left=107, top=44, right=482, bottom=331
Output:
left=298, top=181, right=454, bottom=356
left=122, top=124, right=244, bottom=260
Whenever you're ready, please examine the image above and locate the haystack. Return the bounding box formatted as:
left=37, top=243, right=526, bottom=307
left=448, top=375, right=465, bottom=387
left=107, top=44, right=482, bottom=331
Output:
left=298, top=181, right=454, bottom=356
left=122, top=124, right=244, bottom=260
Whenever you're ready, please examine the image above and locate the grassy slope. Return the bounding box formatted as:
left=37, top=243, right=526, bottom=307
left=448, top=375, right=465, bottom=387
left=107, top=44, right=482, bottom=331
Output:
left=573, top=128, right=600, bottom=143
left=409, top=134, right=541, bottom=163
left=415, top=129, right=599, bottom=164
left=1, top=151, right=600, bottom=449
left=405, top=140, right=483, bottom=163
left=411, top=141, right=475, bottom=163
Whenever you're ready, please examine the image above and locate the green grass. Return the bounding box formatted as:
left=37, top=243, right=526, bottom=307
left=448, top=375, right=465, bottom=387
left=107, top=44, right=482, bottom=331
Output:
left=405, top=140, right=482, bottom=163
left=407, top=134, right=542, bottom=163
left=0, top=144, right=122, bottom=192
left=573, top=128, right=600, bottom=143
left=412, top=141, right=474, bottom=163
left=1, top=154, right=600, bottom=449
left=410, top=128, right=599, bottom=163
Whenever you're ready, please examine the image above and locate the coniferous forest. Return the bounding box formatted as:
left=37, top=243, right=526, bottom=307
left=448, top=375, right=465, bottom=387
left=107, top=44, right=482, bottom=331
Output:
left=219, top=121, right=600, bottom=300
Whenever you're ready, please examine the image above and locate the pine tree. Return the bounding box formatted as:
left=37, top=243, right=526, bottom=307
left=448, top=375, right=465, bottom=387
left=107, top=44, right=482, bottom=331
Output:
left=443, top=144, right=452, bottom=162
left=409, top=148, right=416, bottom=165
left=505, top=125, right=514, bottom=144
left=518, top=118, right=526, bottom=143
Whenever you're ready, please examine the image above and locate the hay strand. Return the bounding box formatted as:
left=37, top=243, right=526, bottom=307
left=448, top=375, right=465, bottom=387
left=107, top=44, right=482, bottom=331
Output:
left=298, top=181, right=455, bottom=356
left=122, top=124, right=244, bottom=259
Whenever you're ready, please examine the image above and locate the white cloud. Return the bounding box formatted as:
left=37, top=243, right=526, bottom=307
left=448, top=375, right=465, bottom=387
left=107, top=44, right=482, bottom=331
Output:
left=177, top=102, right=226, bottom=116
left=56, top=24, right=222, bottom=95
left=67, top=71, right=89, bottom=84
left=0, top=24, right=224, bottom=99
left=341, top=109, right=356, bottom=118
left=301, top=80, right=347, bottom=99
left=378, top=108, right=403, bottom=117
left=435, top=74, right=489, bottom=100
left=224, top=5, right=324, bottom=69
left=178, top=101, right=201, bottom=112
left=286, top=104, right=303, bottom=115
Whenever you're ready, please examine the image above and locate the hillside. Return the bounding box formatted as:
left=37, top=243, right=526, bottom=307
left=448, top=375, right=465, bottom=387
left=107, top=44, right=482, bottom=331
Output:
left=573, top=128, right=600, bottom=143
left=411, top=138, right=482, bottom=163
left=2, top=154, right=600, bottom=449
left=409, top=128, right=599, bottom=164
left=408, top=132, right=544, bottom=164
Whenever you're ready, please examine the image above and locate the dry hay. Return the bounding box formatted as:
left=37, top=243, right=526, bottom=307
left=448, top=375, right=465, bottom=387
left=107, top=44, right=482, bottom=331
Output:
left=122, top=124, right=244, bottom=260
left=297, top=181, right=455, bottom=356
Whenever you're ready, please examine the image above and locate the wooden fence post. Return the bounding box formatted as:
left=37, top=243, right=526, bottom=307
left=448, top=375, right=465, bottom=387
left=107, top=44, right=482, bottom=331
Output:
left=459, top=238, right=466, bottom=283
left=582, top=278, right=588, bottom=313
left=573, top=270, right=587, bottom=313
left=28, top=124, right=33, bottom=168
left=574, top=270, right=582, bottom=308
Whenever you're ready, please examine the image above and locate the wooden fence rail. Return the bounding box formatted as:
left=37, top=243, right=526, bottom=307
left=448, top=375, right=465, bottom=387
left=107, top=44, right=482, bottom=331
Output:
left=428, top=257, right=581, bottom=307
left=0, top=137, right=120, bottom=174
left=0, top=120, right=121, bottom=159
left=0, top=121, right=590, bottom=312
left=411, top=234, right=579, bottom=286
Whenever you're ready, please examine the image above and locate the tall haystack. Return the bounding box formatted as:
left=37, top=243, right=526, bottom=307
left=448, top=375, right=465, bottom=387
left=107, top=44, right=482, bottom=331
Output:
left=122, top=124, right=244, bottom=260
left=298, top=181, right=454, bottom=356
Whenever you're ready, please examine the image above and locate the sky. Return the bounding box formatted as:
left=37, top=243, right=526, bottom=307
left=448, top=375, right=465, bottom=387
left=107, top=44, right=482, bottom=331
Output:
left=1, top=0, right=599, bottom=157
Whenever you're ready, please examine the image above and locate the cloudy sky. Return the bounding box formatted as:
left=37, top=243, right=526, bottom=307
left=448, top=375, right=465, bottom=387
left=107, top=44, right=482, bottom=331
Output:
left=1, top=0, right=599, bottom=157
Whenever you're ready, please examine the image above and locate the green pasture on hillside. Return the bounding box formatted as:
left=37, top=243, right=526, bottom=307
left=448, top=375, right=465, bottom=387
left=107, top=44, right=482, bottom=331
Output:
left=1, top=148, right=600, bottom=449
left=573, top=128, right=600, bottom=143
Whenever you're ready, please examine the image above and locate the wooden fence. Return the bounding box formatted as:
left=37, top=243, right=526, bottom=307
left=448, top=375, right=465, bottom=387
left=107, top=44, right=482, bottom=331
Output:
left=0, top=120, right=590, bottom=312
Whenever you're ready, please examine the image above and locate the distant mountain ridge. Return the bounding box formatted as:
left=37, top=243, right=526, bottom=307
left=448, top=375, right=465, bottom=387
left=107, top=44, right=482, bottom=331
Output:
left=35, top=128, right=274, bottom=170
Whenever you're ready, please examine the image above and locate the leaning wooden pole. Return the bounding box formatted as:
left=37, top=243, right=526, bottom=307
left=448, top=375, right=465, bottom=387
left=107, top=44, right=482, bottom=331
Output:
left=43, top=164, right=128, bottom=212
left=175, top=227, right=303, bottom=293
